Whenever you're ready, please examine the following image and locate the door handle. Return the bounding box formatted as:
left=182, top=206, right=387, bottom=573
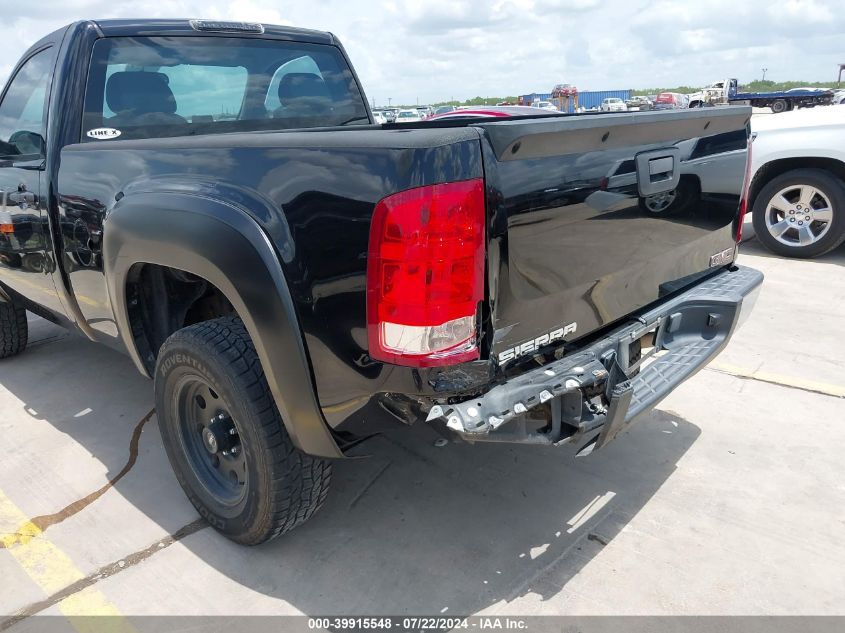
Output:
left=635, top=148, right=681, bottom=196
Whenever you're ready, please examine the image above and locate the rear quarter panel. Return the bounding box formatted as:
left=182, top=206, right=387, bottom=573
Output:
left=57, top=127, right=483, bottom=426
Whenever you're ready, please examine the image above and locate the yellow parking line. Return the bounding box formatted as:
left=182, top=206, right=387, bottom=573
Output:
left=708, top=361, right=845, bottom=398
left=2, top=273, right=100, bottom=307
left=0, top=489, right=132, bottom=628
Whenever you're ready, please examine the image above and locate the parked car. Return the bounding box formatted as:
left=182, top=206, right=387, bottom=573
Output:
left=747, top=106, right=845, bottom=258
left=626, top=95, right=652, bottom=111
left=600, top=97, right=627, bottom=112
left=653, top=92, right=686, bottom=110
left=533, top=100, right=559, bottom=111
left=428, top=105, right=561, bottom=120
left=382, top=108, right=398, bottom=122
left=0, top=18, right=761, bottom=546
left=552, top=83, right=577, bottom=98
left=372, top=110, right=387, bottom=124
left=433, top=104, right=456, bottom=115
left=395, top=109, right=422, bottom=123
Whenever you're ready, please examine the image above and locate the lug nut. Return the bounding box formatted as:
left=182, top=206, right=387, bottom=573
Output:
left=798, top=221, right=803, bottom=225
left=805, top=216, right=811, bottom=221
left=790, top=218, right=795, bottom=222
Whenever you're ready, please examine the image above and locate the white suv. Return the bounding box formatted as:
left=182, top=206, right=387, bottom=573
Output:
left=601, top=97, right=627, bottom=112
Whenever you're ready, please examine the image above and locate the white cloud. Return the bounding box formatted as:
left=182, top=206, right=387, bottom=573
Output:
left=1, top=0, right=842, bottom=106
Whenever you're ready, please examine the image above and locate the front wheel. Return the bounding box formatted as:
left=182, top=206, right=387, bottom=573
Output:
left=751, top=168, right=845, bottom=258
left=154, top=317, right=332, bottom=545
left=0, top=299, right=27, bottom=359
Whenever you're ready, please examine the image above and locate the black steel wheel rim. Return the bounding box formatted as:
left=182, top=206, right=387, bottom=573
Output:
left=174, top=375, right=248, bottom=506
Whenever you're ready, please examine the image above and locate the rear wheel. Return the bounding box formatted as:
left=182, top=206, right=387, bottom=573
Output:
left=0, top=299, right=27, bottom=359
left=751, top=168, right=845, bottom=258
left=771, top=99, right=788, bottom=114
left=155, top=317, right=332, bottom=545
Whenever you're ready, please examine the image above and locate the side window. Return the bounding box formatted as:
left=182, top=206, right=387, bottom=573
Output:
left=0, top=48, right=53, bottom=160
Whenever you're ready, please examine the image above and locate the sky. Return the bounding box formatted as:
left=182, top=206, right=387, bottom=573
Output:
left=2, top=0, right=843, bottom=106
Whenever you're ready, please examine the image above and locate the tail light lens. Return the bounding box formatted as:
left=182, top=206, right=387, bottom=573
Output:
left=367, top=178, right=486, bottom=367
left=736, top=132, right=754, bottom=242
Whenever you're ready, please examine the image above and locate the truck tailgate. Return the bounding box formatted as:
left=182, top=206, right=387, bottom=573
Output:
left=475, top=107, right=751, bottom=364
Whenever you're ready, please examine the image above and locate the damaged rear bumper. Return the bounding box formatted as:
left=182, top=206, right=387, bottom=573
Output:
left=426, top=265, right=763, bottom=454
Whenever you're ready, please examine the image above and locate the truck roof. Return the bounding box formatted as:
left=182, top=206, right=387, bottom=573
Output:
left=90, top=19, right=335, bottom=45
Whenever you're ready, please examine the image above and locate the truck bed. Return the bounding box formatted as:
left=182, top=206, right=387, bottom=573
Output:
left=54, top=106, right=750, bottom=432
left=732, top=89, right=832, bottom=100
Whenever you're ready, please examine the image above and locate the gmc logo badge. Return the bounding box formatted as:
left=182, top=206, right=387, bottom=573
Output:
left=709, top=247, right=734, bottom=268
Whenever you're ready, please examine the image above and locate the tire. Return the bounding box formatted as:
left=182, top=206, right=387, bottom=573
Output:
left=154, top=316, right=332, bottom=545
left=771, top=99, right=788, bottom=114
left=751, top=168, right=845, bottom=258
left=0, top=300, right=27, bottom=359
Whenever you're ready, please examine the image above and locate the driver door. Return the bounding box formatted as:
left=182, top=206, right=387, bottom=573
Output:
left=0, top=46, right=63, bottom=316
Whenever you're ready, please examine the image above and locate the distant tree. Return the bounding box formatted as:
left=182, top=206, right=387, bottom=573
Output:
left=631, top=79, right=838, bottom=96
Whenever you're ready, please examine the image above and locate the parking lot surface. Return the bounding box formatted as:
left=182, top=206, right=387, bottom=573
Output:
left=1, top=238, right=844, bottom=626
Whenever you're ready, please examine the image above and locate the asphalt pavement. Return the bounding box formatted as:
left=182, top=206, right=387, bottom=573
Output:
left=0, top=238, right=843, bottom=626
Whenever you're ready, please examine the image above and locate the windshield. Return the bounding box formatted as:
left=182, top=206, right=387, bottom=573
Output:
left=82, top=36, right=369, bottom=141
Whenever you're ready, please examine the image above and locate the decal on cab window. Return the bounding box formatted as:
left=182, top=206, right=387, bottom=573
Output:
left=86, top=127, right=122, bottom=140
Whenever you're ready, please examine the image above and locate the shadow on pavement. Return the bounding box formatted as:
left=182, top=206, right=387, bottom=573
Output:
left=0, top=316, right=701, bottom=615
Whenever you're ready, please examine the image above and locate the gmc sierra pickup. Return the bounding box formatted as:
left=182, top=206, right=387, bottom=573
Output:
left=0, top=19, right=762, bottom=545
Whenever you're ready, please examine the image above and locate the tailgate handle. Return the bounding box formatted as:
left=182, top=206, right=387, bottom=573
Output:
left=635, top=148, right=681, bottom=196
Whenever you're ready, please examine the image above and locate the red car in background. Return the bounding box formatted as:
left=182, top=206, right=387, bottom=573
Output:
left=653, top=92, right=687, bottom=110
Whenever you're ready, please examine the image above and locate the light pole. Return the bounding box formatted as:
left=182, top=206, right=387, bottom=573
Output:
left=388, top=97, right=392, bottom=107
left=761, top=67, right=768, bottom=81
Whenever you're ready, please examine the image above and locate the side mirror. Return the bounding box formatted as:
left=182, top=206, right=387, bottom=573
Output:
left=7, top=130, right=45, bottom=158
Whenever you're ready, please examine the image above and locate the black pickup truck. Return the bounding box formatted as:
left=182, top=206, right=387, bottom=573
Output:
left=0, top=19, right=762, bottom=544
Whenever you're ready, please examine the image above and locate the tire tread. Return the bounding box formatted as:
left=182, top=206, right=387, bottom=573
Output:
left=0, top=301, right=27, bottom=359
left=156, top=317, right=331, bottom=545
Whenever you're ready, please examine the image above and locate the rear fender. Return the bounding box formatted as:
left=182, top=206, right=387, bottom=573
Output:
left=103, top=192, right=343, bottom=458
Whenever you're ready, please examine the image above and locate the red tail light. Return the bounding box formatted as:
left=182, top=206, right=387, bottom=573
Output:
left=736, top=132, right=754, bottom=242
left=367, top=178, right=486, bottom=367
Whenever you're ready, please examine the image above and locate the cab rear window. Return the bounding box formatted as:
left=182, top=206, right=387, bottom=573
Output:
left=81, top=36, right=369, bottom=142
